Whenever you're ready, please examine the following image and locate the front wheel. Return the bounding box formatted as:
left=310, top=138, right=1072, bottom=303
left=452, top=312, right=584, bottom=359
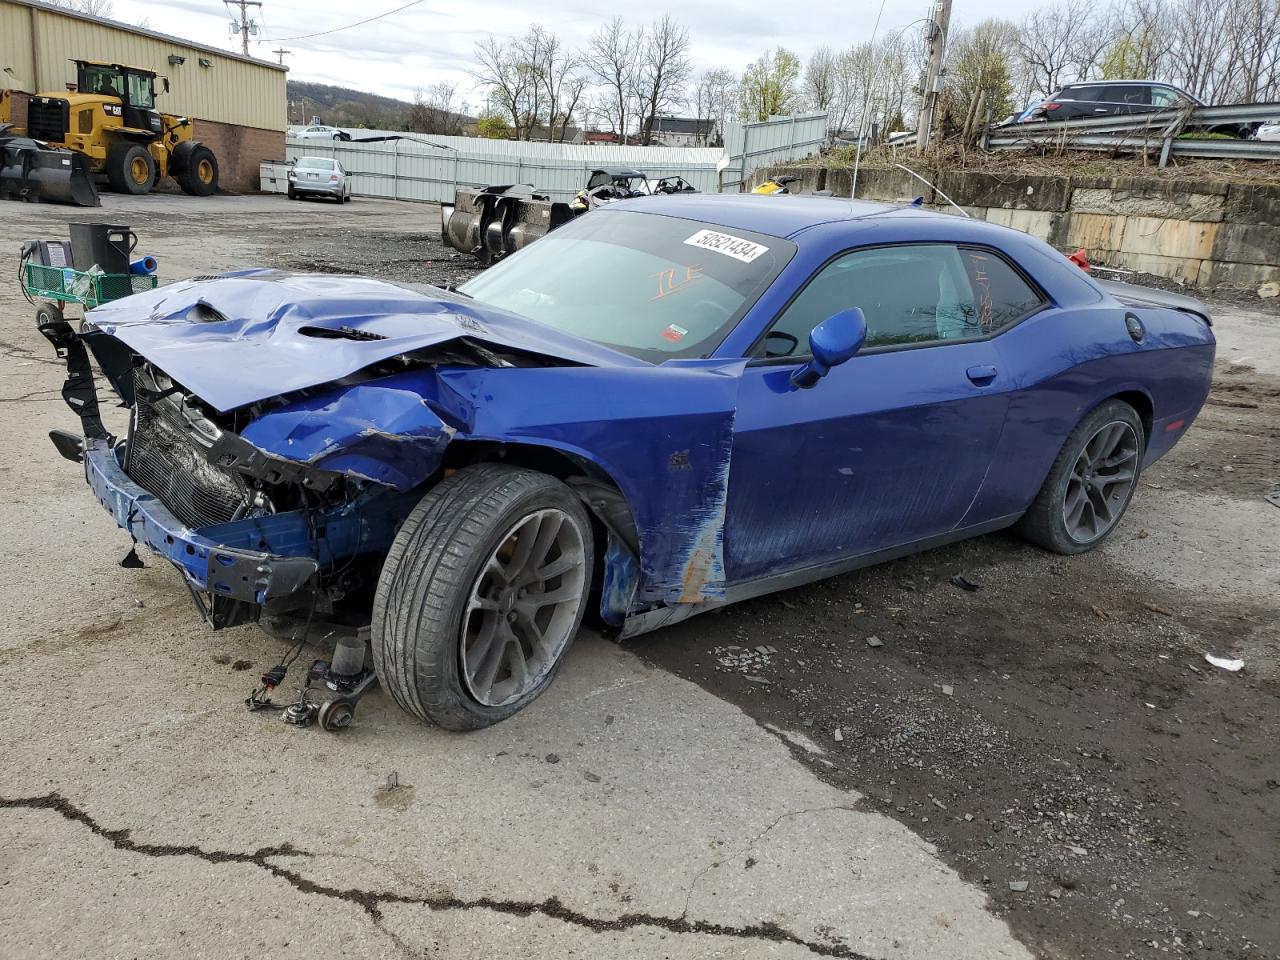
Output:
left=1019, top=399, right=1146, bottom=554
left=177, top=144, right=219, bottom=196
left=106, top=143, right=156, bottom=194
left=371, top=464, right=594, bottom=730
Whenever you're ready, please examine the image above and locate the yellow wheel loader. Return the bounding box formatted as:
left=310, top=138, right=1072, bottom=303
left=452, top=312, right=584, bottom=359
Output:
left=0, top=59, right=218, bottom=206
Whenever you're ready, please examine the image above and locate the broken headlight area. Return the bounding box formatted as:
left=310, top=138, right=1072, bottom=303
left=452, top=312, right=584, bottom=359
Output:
left=124, top=362, right=346, bottom=529
left=129, top=364, right=263, bottom=528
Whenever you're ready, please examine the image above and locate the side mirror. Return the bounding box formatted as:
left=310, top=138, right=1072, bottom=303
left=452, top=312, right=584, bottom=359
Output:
left=162, top=78, right=170, bottom=94
left=790, top=308, right=868, bottom=389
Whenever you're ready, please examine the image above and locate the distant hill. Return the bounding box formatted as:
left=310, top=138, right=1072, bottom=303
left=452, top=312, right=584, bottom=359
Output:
left=287, top=80, right=474, bottom=134
left=287, top=80, right=417, bottom=130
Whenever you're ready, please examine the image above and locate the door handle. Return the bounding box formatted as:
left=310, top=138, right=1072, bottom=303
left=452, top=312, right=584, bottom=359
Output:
left=966, top=364, right=998, bottom=385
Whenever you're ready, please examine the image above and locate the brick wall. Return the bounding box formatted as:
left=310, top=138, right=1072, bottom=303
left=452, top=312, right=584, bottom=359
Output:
left=189, top=118, right=284, bottom=194
left=4, top=90, right=29, bottom=129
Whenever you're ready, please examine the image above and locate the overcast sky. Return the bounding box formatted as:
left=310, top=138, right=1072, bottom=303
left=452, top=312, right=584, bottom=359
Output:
left=110, top=0, right=1040, bottom=108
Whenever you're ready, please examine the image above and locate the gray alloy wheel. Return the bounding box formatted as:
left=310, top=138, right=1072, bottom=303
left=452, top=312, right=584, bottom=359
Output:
left=1062, top=420, right=1140, bottom=544
left=460, top=508, right=587, bottom=707
left=371, top=464, right=594, bottom=730
left=1019, top=399, right=1146, bottom=555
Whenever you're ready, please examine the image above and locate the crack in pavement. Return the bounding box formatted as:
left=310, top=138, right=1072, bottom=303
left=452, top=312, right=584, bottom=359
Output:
left=3, top=791, right=879, bottom=959
left=0, top=340, right=64, bottom=367
left=681, top=803, right=859, bottom=921
left=0, top=389, right=61, bottom=403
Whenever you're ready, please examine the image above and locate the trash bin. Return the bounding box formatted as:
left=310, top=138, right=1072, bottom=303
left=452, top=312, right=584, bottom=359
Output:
left=69, top=223, right=137, bottom=275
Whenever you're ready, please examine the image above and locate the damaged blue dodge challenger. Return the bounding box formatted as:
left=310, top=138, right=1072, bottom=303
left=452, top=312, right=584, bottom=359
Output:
left=43, top=194, right=1215, bottom=729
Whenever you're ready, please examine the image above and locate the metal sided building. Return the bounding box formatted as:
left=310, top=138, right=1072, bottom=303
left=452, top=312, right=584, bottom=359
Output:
left=0, top=0, right=286, bottom=191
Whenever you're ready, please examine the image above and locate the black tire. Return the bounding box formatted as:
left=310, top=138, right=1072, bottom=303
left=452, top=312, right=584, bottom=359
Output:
left=177, top=144, right=219, bottom=196
left=106, top=143, right=156, bottom=194
left=371, top=464, right=595, bottom=730
left=1019, top=399, right=1146, bottom=555
left=35, top=302, right=64, bottom=328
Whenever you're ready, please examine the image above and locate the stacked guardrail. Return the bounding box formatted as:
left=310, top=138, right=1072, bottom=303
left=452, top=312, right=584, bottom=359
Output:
left=888, top=103, right=1280, bottom=165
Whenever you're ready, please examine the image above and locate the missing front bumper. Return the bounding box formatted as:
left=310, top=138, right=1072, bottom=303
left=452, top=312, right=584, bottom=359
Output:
left=84, top=437, right=320, bottom=606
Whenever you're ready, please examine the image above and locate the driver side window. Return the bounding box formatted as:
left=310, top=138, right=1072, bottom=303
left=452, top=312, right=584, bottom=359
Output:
left=757, top=243, right=1043, bottom=357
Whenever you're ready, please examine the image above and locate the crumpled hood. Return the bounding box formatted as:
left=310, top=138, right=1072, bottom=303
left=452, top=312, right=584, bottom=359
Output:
left=86, top=269, right=641, bottom=412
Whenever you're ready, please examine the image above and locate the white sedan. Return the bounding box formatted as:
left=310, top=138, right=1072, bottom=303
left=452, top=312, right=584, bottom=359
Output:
left=295, top=124, right=352, bottom=142
left=1254, top=121, right=1280, bottom=142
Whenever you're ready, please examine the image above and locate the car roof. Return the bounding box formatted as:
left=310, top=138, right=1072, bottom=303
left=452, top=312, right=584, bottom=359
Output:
left=1058, top=80, right=1189, bottom=91
left=608, top=192, right=932, bottom=239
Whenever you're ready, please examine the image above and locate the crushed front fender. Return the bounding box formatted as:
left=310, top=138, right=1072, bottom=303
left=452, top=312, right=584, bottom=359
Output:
left=238, top=373, right=458, bottom=491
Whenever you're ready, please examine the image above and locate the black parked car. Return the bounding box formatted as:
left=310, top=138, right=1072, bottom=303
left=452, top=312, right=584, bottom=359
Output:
left=1018, top=81, right=1201, bottom=123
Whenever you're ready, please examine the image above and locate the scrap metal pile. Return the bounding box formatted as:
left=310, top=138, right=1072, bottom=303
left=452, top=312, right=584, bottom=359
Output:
left=441, top=167, right=696, bottom=263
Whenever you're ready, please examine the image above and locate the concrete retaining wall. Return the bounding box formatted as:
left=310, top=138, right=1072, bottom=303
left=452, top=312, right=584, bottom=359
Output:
left=755, top=165, right=1280, bottom=292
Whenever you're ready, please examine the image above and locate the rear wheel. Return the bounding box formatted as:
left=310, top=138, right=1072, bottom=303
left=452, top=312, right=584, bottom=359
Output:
left=371, top=464, right=594, bottom=730
left=1019, top=400, right=1145, bottom=554
left=106, top=143, right=156, bottom=194
left=177, top=144, right=219, bottom=196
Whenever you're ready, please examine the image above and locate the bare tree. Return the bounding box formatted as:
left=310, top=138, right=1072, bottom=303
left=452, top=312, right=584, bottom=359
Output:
left=472, top=34, right=534, bottom=139
left=46, top=0, right=114, bottom=17
left=836, top=38, right=911, bottom=141
left=1017, top=8, right=1110, bottom=98
left=691, top=67, right=737, bottom=145
left=1220, top=0, right=1280, bottom=100
left=585, top=17, right=641, bottom=140
left=803, top=47, right=847, bottom=136
left=408, top=82, right=467, bottom=135
left=1102, top=0, right=1174, bottom=81
left=634, top=15, right=692, bottom=143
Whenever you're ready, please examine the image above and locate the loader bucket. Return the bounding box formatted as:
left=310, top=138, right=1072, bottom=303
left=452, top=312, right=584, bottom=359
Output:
left=0, top=133, right=100, bottom=207
left=441, top=184, right=575, bottom=264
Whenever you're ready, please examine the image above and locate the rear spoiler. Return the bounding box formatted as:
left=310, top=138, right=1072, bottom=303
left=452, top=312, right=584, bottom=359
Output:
left=1097, top=278, right=1212, bottom=326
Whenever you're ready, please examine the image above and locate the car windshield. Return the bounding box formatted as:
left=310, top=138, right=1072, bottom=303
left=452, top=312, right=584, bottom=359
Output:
left=297, top=158, right=335, bottom=170
left=458, top=209, right=795, bottom=361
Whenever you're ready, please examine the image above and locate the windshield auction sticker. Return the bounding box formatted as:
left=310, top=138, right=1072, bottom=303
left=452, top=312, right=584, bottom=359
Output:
left=683, top=229, right=769, bottom=263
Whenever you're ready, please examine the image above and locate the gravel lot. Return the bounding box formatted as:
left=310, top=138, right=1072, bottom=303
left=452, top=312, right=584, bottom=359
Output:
left=0, top=193, right=1275, bottom=960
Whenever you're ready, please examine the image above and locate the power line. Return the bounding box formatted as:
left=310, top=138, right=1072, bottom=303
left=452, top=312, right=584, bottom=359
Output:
left=268, top=0, right=429, bottom=42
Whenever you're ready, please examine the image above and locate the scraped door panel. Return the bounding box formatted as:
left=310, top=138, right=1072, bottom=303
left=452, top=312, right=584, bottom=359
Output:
left=725, top=342, right=1009, bottom=582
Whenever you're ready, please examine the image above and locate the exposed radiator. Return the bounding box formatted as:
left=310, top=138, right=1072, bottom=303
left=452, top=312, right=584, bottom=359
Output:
left=125, top=387, right=247, bottom=529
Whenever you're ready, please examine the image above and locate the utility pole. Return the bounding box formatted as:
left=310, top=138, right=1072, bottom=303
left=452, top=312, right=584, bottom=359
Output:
left=915, top=0, right=952, bottom=153
left=272, top=47, right=291, bottom=66
left=225, top=0, right=263, bottom=57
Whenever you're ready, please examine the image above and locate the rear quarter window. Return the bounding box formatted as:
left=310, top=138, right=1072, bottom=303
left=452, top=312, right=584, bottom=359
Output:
left=958, top=247, right=1046, bottom=332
